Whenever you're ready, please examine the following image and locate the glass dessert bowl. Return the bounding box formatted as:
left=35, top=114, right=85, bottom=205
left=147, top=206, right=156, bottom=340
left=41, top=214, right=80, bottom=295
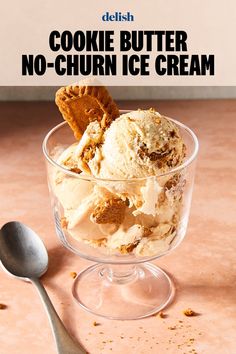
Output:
left=43, top=112, right=198, bottom=320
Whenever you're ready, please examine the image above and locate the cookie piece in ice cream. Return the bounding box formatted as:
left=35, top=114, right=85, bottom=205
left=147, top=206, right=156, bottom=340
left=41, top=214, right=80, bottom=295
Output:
left=92, top=197, right=127, bottom=224
left=55, top=84, right=120, bottom=139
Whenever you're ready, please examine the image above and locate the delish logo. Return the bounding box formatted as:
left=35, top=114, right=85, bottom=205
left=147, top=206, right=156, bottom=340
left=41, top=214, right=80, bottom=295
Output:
left=102, top=11, right=134, bottom=22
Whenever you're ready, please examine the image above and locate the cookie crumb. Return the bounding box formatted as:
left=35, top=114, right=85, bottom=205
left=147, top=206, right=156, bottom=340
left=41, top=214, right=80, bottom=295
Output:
left=168, top=326, right=176, bottom=330
left=183, top=308, right=197, bottom=317
left=70, top=272, right=77, bottom=279
left=61, top=217, right=68, bottom=229
left=0, top=304, right=7, bottom=310
left=93, top=321, right=101, bottom=326
left=158, top=311, right=167, bottom=318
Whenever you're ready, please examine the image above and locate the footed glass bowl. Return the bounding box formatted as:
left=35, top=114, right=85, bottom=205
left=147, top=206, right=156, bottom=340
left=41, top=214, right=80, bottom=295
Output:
left=42, top=113, right=198, bottom=320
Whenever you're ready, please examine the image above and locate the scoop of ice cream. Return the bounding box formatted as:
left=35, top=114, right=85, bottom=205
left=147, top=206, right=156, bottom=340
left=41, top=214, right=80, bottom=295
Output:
left=73, top=109, right=185, bottom=179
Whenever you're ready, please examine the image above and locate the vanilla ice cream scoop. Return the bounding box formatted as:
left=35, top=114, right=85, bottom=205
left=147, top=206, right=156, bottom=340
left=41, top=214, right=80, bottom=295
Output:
left=74, top=109, right=186, bottom=179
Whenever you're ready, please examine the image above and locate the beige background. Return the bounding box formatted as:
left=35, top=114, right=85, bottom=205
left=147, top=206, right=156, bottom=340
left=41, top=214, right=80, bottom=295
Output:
left=1, top=0, right=236, bottom=86
left=1, top=99, right=235, bottom=353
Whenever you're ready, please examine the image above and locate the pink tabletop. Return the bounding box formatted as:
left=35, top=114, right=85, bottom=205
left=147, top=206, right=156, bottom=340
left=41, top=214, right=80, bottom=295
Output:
left=0, top=100, right=235, bottom=354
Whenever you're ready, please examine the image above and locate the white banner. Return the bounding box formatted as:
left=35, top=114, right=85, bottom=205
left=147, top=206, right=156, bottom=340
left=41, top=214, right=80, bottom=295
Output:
left=0, top=0, right=235, bottom=86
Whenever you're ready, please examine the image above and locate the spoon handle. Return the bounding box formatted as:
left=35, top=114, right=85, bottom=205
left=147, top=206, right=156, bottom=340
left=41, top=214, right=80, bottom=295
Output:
left=31, top=278, right=87, bottom=354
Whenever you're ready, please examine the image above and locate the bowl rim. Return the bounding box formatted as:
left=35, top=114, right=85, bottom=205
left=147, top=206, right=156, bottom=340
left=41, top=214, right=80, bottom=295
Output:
left=42, top=111, right=199, bottom=182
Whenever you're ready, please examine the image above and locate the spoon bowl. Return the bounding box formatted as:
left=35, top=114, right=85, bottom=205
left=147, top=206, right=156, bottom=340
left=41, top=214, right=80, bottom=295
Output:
left=0, top=221, right=48, bottom=279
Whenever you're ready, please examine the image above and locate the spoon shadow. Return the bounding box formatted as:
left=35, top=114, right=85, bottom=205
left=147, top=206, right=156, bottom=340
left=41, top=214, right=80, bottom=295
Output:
left=44, top=245, right=72, bottom=278
left=41, top=244, right=89, bottom=340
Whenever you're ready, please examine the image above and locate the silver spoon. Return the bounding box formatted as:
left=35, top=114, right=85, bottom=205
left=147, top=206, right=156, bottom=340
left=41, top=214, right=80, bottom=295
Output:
left=0, top=221, right=87, bottom=354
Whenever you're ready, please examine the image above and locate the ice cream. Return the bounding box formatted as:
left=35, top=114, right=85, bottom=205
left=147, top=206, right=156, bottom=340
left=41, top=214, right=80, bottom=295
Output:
left=53, top=84, right=186, bottom=257
left=72, top=109, right=186, bottom=179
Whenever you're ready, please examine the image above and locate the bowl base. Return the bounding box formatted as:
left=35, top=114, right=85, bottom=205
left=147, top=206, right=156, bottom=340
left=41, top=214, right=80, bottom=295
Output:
left=72, top=262, right=174, bottom=320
